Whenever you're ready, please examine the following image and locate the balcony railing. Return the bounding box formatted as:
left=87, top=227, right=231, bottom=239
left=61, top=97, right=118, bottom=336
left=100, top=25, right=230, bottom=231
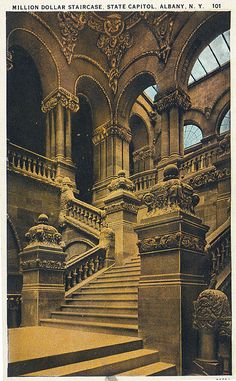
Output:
left=130, top=168, right=157, bottom=194
left=7, top=141, right=56, bottom=183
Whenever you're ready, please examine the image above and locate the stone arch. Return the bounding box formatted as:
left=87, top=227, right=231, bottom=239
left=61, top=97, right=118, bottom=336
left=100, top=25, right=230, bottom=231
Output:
left=75, top=75, right=112, bottom=129
left=115, top=71, right=157, bottom=127
left=7, top=28, right=59, bottom=97
left=174, top=12, right=230, bottom=88
left=211, top=90, right=230, bottom=135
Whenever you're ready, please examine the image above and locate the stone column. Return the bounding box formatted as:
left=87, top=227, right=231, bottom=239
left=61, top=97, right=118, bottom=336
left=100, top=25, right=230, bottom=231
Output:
left=154, top=87, right=191, bottom=175
left=41, top=88, right=79, bottom=184
left=104, top=170, right=140, bottom=265
left=19, top=214, right=66, bottom=326
left=193, top=286, right=231, bottom=375
left=45, top=112, right=51, bottom=158
left=135, top=164, right=209, bottom=375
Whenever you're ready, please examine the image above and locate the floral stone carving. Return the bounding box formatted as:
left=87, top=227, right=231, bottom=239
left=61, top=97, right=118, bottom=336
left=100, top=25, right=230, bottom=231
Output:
left=142, top=164, right=199, bottom=216
left=108, top=170, right=135, bottom=193
left=24, top=214, right=63, bottom=249
left=193, top=288, right=231, bottom=337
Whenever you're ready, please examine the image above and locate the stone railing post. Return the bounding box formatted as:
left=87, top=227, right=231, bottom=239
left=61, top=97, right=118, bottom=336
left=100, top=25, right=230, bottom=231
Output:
left=135, top=164, right=209, bottom=375
left=193, top=284, right=231, bottom=375
left=19, top=214, right=66, bottom=326
left=104, top=170, right=140, bottom=265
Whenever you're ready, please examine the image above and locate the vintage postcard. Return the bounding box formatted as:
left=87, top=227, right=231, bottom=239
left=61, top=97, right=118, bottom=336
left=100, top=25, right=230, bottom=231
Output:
left=1, top=0, right=235, bottom=380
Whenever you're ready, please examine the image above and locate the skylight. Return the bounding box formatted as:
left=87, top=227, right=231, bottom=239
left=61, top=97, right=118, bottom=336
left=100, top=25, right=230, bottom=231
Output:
left=220, top=110, right=230, bottom=134
left=143, top=85, right=158, bottom=101
left=188, top=30, right=230, bottom=85
left=184, top=124, right=203, bottom=148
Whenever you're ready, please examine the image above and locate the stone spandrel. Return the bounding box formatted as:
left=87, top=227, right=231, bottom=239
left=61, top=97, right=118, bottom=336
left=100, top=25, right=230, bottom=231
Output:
left=24, top=214, right=63, bottom=250
left=142, top=164, right=200, bottom=216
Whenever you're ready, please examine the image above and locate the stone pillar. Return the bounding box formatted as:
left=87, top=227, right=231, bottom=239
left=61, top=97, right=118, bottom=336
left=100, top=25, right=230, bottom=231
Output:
left=92, top=124, right=132, bottom=206
left=19, top=214, right=66, bottom=326
left=45, top=112, right=51, bottom=158
left=104, top=170, right=140, bottom=265
left=193, top=287, right=231, bottom=375
left=135, top=164, right=209, bottom=375
left=154, top=87, right=191, bottom=176
left=41, top=88, right=79, bottom=184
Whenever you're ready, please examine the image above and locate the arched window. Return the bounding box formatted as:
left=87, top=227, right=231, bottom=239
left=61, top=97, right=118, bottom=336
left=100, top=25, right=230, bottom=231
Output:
left=219, top=109, right=230, bottom=134
left=184, top=124, right=203, bottom=149
left=188, top=30, right=230, bottom=85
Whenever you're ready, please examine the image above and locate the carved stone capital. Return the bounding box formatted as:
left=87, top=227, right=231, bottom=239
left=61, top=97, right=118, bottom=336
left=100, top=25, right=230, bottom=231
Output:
left=41, top=88, right=79, bottom=113
left=154, top=87, right=191, bottom=114
left=193, top=289, right=231, bottom=336
left=138, top=232, right=206, bottom=253
left=143, top=164, right=199, bottom=216
left=106, top=125, right=132, bottom=143
left=24, top=214, right=63, bottom=250
left=133, top=145, right=154, bottom=163
left=108, top=170, right=135, bottom=193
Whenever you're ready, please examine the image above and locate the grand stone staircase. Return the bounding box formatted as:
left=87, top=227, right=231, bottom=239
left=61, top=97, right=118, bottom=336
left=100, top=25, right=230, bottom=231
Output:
left=9, top=256, right=176, bottom=376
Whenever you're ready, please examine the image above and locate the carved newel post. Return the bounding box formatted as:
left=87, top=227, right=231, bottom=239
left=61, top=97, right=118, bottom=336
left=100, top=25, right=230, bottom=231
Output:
left=193, top=284, right=231, bottom=375
left=104, top=170, right=140, bottom=265
left=135, top=164, right=209, bottom=375
left=20, top=214, right=66, bottom=326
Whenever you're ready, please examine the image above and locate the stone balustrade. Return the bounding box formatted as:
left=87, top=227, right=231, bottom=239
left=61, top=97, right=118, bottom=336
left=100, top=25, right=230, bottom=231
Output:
left=8, top=141, right=56, bottom=183
left=130, top=168, right=157, bottom=193
left=180, top=143, right=221, bottom=177
left=65, top=246, right=106, bottom=290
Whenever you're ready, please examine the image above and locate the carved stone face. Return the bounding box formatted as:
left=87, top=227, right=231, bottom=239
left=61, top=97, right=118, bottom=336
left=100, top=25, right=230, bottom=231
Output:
left=104, top=14, right=124, bottom=37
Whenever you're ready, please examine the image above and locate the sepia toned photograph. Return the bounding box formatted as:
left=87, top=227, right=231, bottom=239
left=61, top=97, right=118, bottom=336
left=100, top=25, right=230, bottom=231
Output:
left=6, top=9, right=231, bottom=377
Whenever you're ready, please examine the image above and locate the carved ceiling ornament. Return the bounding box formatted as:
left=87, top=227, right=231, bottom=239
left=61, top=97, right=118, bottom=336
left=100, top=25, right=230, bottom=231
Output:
left=57, top=12, right=176, bottom=94
left=41, top=87, right=79, bottom=113
left=142, top=164, right=199, bottom=216
left=140, top=12, right=176, bottom=64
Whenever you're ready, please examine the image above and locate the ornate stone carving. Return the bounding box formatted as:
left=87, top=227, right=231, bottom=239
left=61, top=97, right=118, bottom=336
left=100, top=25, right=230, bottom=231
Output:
left=138, top=232, right=206, bottom=253
left=25, top=214, right=63, bottom=249
left=187, top=167, right=230, bottom=189
left=140, top=12, right=176, bottom=64
left=142, top=164, right=199, bottom=216
left=105, top=201, right=139, bottom=215
left=41, top=88, right=79, bottom=113
left=154, top=87, right=191, bottom=114
left=59, top=177, right=75, bottom=227
left=193, top=289, right=231, bottom=336
left=108, top=170, right=135, bottom=193
left=133, top=145, right=154, bottom=163
left=219, top=133, right=230, bottom=157
left=20, top=259, right=66, bottom=271
left=7, top=51, right=13, bottom=71
left=92, top=124, right=131, bottom=145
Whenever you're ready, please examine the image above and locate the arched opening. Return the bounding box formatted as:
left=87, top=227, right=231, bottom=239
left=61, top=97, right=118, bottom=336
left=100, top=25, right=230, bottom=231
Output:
left=129, top=114, right=149, bottom=174
left=71, top=95, right=93, bottom=203
left=7, top=46, right=45, bottom=154
left=184, top=124, right=203, bottom=149
left=219, top=109, right=230, bottom=134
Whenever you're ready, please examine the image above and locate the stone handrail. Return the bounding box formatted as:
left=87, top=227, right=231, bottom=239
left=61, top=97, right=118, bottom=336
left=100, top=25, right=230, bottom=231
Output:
left=7, top=141, right=56, bottom=183
left=65, top=245, right=107, bottom=291
left=179, top=142, right=221, bottom=177
left=206, top=219, right=230, bottom=280
left=66, top=197, right=106, bottom=234
left=130, top=168, right=157, bottom=193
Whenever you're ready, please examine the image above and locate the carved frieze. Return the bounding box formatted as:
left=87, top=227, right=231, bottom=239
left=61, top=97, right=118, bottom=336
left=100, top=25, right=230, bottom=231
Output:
left=140, top=12, right=176, bottom=64
left=20, top=259, right=66, bottom=271
left=105, top=201, right=139, bottom=215
left=138, top=232, right=206, bottom=253
left=25, top=214, right=63, bottom=249
left=193, top=289, right=231, bottom=336
left=41, top=88, right=79, bottom=113
left=142, top=164, right=199, bottom=216
left=154, top=87, right=191, bottom=114
left=187, top=167, right=230, bottom=189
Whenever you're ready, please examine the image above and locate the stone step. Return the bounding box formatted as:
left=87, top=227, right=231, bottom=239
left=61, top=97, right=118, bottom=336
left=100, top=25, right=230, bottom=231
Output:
left=117, top=361, right=176, bottom=376
left=71, top=291, right=137, bottom=299
left=112, top=263, right=140, bottom=270
left=130, top=257, right=140, bottom=262
left=107, top=268, right=140, bottom=275
left=97, top=272, right=140, bottom=280
left=80, top=285, right=138, bottom=292
left=60, top=304, right=137, bottom=315
left=89, top=279, right=139, bottom=286
left=51, top=311, right=138, bottom=325
left=40, top=318, right=138, bottom=336
left=8, top=327, right=142, bottom=376
left=66, top=298, right=138, bottom=307
left=22, top=349, right=160, bottom=376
